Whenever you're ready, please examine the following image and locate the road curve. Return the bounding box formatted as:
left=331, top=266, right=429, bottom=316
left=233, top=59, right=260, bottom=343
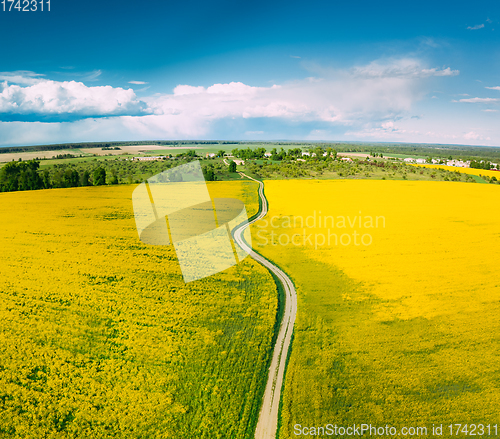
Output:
left=232, top=173, right=297, bottom=439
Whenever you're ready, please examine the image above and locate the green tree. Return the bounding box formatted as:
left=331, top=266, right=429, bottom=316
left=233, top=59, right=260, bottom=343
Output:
left=327, top=148, right=337, bottom=160
left=63, top=169, right=80, bottom=187
left=109, top=168, right=119, bottom=185
left=228, top=160, right=237, bottom=173
left=41, top=170, right=52, bottom=189
left=81, top=170, right=90, bottom=187
left=202, top=165, right=216, bottom=181
left=93, top=167, right=106, bottom=186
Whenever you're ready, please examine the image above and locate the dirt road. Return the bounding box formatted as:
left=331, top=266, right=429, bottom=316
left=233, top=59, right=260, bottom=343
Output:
left=232, top=173, right=297, bottom=439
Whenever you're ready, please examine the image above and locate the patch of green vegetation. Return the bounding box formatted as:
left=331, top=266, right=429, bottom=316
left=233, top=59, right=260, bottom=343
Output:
left=469, top=174, right=488, bottom=184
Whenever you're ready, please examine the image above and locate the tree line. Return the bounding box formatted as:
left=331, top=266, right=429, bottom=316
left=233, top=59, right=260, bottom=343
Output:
left=470, top=160, right=495, bottom=170
left=0, top=160, right=108, bottom=192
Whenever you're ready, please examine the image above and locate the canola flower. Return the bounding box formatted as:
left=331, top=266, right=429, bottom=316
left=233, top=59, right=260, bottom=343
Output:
left=410, top=163, right=500, bottom=179
left=252, top=179, right=500, bottom=438
left=0, top=181, right=274, bottom=438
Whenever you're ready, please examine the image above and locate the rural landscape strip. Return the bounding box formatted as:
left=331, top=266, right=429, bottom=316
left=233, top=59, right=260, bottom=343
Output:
left=232, top=172, right=298, bottom=439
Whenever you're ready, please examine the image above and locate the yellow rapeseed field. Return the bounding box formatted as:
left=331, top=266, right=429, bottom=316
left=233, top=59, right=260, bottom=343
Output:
left=411, top=163, right=500, bottom=179
left=0, top=181, right=274, bottom=438
left=252, top=180, right=500, bottom=437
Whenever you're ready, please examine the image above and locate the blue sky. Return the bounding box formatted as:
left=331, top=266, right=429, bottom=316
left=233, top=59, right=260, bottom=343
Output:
left=0, top=0, right=499, bottom=146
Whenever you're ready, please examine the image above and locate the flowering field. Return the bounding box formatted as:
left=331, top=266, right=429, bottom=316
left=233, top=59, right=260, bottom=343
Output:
left=0, top=181, right=275, bottom=438
left=411, top=163, right=500, bottom=179
left=253, top=180, right=500, bottom=438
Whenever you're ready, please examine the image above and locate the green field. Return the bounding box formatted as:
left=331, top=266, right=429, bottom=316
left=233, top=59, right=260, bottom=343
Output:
left=470, top=174, right=488, bottom=184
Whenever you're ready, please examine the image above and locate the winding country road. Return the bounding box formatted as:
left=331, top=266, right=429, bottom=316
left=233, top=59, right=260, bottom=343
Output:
left=232, top=173, right=297, bottom=439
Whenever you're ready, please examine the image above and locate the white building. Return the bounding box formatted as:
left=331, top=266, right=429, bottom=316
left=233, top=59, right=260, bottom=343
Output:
left=446, top=160, right=470, bottom=168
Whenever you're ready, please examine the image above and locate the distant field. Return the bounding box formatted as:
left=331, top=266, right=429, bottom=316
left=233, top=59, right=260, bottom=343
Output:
left=0, top=149, right=92, bottom=162
left=412, top=163, right=500, bottom=178
left=0, top=144, right=205, bottom=162
left=253, top=180, right=500, bottom=437
left=80, top=145, right=205, bottom=156
left=0, top=181, right=275, bottom=438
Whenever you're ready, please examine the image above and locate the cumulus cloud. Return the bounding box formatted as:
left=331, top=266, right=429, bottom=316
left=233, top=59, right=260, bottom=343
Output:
left=143, top=58, right=457, bottom=132
left=0, top=76, right=148, bottom=120
left=467, top=24, right=485, bottom=30
left=0, top=59, right=461, bottom=144
left=485, top=86, right=500, bottom=91
left=458, top=97, right=499, bottom=103
left=129, top=81, right=148, bottom=85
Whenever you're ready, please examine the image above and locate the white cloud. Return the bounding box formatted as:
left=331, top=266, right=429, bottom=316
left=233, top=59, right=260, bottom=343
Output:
left=0, top=75, right=148, bottom=118
left=0, top=71, right=45, bottom=85
left=0, top=59, right=462, bottom=145
left=142, top=59, right=457, bottom=132
left=344, top=120, right=495, bottom=145
left=485, top=86, right=500, bottom=91
left=347, top=59, right=459, bottom=78
left=148, top=76, right=405, bottom=126
left=245, top=130, right=264, bottom=135
left=458, top=97, right=499, bottom=103
left=173, top=85, right=206, bottom=95
left=207, top=82, right=265, bottom=95
left=134, top=86, right=150, bottom=93
left=84, top=70, right=102, bottom=82
left=467, top=24, right=485, bottom=30
left=129, top=81, right=148, bottom=85
left=345, top=121, right=414, bottom=139
left=463, top=131, right=491, bottom=140
left=482, top=109, right=498, bottom=112
left=290, top=55, right=301, bottom=59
